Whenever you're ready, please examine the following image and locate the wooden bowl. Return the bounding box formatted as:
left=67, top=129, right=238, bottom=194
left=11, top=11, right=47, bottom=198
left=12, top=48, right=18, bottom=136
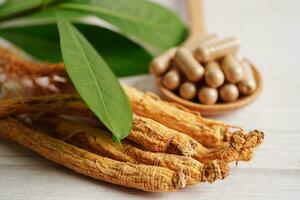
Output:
left=156, top=59, right=262, bottom=116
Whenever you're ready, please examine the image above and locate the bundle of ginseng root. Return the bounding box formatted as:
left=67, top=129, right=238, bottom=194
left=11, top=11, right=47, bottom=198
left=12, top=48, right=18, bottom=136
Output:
left=0, top=48, right=264, bottom=192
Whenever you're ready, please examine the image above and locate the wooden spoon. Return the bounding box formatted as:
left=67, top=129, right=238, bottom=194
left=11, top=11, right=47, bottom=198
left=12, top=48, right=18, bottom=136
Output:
left=154, top=0, right=262, bottom=116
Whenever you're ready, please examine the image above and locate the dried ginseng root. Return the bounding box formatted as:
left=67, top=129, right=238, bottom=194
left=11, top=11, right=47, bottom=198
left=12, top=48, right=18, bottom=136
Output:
left=0, top=95, right=264, bottom=163
left=130, top=114, right=208, bottom=156
left=0, top=48, right=74, bottom=97
left=0, top=95, right=206, bottom=156
left=195, top=130, right=264, bottom=163
left=0, top=47, right=65, bottom=76
left=123, top=145, right=228, bottom=184
left=39, top=116, right=228, bottom=185
left=123, top=84, right=237, bottom=147
left=0, top=94, right=93, bottom=118
left=43, top=117, right=137, bottom=163
left=0, top=118, right=185, bottom=192
left=129, top=115, right=263, bottom=163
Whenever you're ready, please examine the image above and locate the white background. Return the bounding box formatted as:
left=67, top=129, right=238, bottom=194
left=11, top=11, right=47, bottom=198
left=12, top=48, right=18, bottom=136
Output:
left=1, top=0, right=300, bottom=199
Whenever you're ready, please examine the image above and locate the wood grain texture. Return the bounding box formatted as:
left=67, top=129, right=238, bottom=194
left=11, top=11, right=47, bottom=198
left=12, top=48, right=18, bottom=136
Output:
left=0, top=0, right=300, bottom=199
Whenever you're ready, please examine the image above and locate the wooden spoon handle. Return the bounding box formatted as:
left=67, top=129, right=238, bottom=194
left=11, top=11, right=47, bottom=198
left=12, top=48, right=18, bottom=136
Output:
left=184, top=0, right=206, bottom=46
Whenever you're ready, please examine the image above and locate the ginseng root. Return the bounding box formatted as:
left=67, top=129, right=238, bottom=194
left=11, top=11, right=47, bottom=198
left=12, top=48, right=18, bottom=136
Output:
left=0, top=48, right=74, bottom=97
left=0, top=94, right=93, bottom=118
left=129, top=115, right=263, bottom=163
left=0, top=95, right=264, bottom=163
left=0, top=95, right=206, bottom=156
left=49, top=115, right=263, bottom=164
left=123, top=145, right=228, bottom=184
left=0, top=118, right=185, bottom=192
left=0, top=47, right=65, bottom=76
left=195, top=130, right=264, bottom=163
left=39, top=116, right=229, bottom=185
left=123, top=84, right=240, bottom=147
left=130, top=114, right=208, bottom=156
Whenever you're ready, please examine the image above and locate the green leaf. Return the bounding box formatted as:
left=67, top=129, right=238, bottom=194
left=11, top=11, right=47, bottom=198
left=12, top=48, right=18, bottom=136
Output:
left=0, top=24, right=61, bottom=62
left=60, top=0, right=187, bottom=52
left=57, top=13, right=133, bottom=141
left=0, top=23, right=151, bottom=76
left=0, top=0, right=56, bottom=20
left=78, top=24, right=151, bottom=76
left=0, top=0, right=187, bottom=54
left=0, top=7, right=87, bottom=27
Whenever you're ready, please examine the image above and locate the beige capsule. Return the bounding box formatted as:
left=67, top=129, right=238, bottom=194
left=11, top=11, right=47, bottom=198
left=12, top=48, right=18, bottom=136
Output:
left=179, top=82, right=197, bottom=100
left=221, top=55, right=245, bottom=83
left=195, top=37, right=239, bottom=62
left=205, top=62, right=225, bottom=88
left=174, top=47, right=205, bottom=82
left=162, top=68, right=181, bottom=90
left=149, top=47, right=177, bottom=76
left=219, top=84, right=239, bottom=102
left=237, top=60, right=257, bottom=95
left=186, top=34, right=218, bottom=51
left=198, top=87, right=218, bottom=105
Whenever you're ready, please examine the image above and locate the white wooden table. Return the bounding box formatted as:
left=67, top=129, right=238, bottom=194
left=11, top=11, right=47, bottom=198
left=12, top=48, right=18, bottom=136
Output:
left=1, top=0, right=300, bottom=199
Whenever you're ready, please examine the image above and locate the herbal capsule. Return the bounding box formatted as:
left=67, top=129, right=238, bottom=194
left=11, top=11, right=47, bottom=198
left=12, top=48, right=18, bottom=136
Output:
left=174, top=47, right=205, bottom=82
left=195, top=37, right=239, bottom=62
left=150, top=47, right=177, bottom=76
left=205, top=62, right=225, bottom=88
left=187, top=34, right=218, bottom=51
left=219, top=84, right=239, bottom=102
left=179, top=82, right=197, bottom=100
left=221, top=55, right=245, bottom=83
left=198, top=87, right=218, bottom=105
left=238, top=60, right=257, bottom=95
left=162, top=68, right=181, bottom=90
